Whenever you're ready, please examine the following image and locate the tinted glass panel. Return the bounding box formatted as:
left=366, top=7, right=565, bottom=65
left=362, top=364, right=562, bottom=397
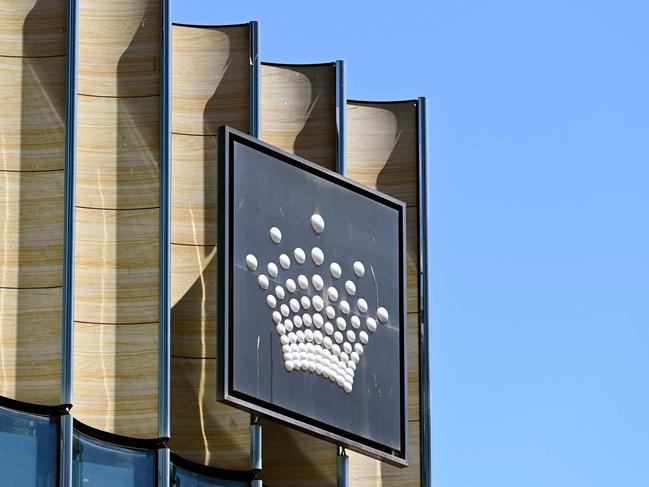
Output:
left=73, top=431, right=155, bottom=487
left=0, top=405, right=58, bottom=486
left=171, top=464, right=247, bottom=487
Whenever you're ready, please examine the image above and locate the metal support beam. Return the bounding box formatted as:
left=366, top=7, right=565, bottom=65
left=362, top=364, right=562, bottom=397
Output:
left=249, top=21, right=260, bottom=138
left=250, top=416, right=262, bottom=472
left=417, top=96, right=432, bottom=487
left=337, top=446, right=349, bottom=487
left=158, top=448, right=170, bottom=486
left=60, top=413, right=73, bottom=487
left=335, top=60, right=346, bottom=176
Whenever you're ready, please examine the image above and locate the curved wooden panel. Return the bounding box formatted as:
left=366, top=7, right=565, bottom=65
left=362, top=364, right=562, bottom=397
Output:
left=0, top=56, right=65, bottom=172
left=407, top=207, right=419, bottom=314
left=78, top=0, right=160, bottom=97
left=346, top=101, right=418, bottom=206
left=0, top=0, right=66, bottom=57
left=171, top=244, right=216, bottom=359
left=74, top=207, right=159, bottom=324
left=0, top=170, right=63, bottom=288
left=0, top=287, right=61, bottom=404
left=73, top=321, right=158, bottom=437
left=76, top=94, right=160, bottom=209
left=169, top=357, right=249, bottom=469
left=172, top=24, right=249, bottom=136
left=261, top=63, right=336, bottom=170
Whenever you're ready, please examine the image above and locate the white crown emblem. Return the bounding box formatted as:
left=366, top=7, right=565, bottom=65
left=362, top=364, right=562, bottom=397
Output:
left=243, top=214, right=390, bottom=394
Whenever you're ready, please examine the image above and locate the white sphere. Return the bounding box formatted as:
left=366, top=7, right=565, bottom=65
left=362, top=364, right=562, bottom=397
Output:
left=294, top=359, right=302, bottom=369
left=293, top=315, right=303, bottom=327
left=304, top=329, right=314, bottom=342
left=325, top=306, right=336, bottom=319
left=340, top=352, right=349, bottom=363
left=311, top=214, right=325, bottom=233
left=350, top=316, right=361, bottom=329
left=312, top=295, right=324, bottom=311
left=276, top=324, right=286, bottom=335
left=377, top=307, right=389, bottom=323
left=290, top=343, right=298, bottom=352
left=339, top=300, right=350, bottom=314
left=343, top=341, right=353, bottom=354
left=289, top=299, right=300, bottom=313
left=298, top=343, right=306, bottom=352
left=257, top=274, right=269, bottom=290
left=332, top=344, right=341, bottom=355
left=316, top=364, right=323, bottom=375
left=312, top=274, right=324, bottom=290
left=266, top=295, right=276, bottom=308
left=357, top=298, right=368, bottom=313
left=330, top=262, right=342, bottom=279
left=300, top=296, right=311, bottom=310
left=285, top=319, right=294, bottom=332
left=327, top=287, right=339, bottom=301
left=324, top=322, right=334, bottom=335
left=359, top=331, right=369, bottom=344
left=345, top=280, right=356, bottom=295
left=280, top=304, right=289, bottom=317
left=269, top=227, right=282, bottom=244
left=296, top=330, right=305, bottom=342
left=275, top=285, right=285, bottom=299
left=272, top=311, right=282, bottom=324
left=285, top=360, right=294, bottom=371
left=297, top=275, right=308, bottom=289
left=354, top=343, right=364, bottom=355
left=311, top=247, right=325, bottom=265
left=279, top=254, right=290, bottom=270
left=344, top=383, right=352, bottom=394
left=313, top=313, right=324, bottom=328
left=288, top=332, right=297, bottom=344
left=293, top=247, right=306, bottom=264
left=323, top=337, right=333, bottom=349
left=334, top=331, right=344, bottom=344
left=267, top=262, right=278, bottom=278
left=346, top=331, right=356, bottom=343
left=285, top=278, right=296, bottom=293
left=348, top=358, right=357, bottom=369
left=366, top=317, right=377, bottom=332
left=336, top=317, right=346, bottom=331
left=302, top=314, right=313, bottom=327
left=245, top=254, right=258, bottom=271
left=314, top=330, right=324, bottom=344
left=353, top=261, right=365, bottom=277
left=280, top=335, right=290, bottom=346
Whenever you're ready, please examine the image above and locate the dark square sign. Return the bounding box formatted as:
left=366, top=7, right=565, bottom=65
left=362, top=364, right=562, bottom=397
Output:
left=217, top=127, right=407, bottom=466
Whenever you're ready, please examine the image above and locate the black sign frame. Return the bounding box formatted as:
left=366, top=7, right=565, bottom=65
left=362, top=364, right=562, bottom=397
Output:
left=217, top=126, right=408, bottom=466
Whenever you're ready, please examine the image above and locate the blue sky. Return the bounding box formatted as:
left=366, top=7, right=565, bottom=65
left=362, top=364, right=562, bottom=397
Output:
left=174, top=2, right=649, bottom=486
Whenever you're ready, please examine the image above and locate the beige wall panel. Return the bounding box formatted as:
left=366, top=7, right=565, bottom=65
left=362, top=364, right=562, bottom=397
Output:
left=171, top=243, right=216, bottom=358
left=347, top=102, right=418, bottom=207
left=0, top=0, right=66, bottom=57
left=78, top=0, right=160, bottom=97
left=171, top=134, right=218, bottom=246
left=172, top=25, right=249, bottom=136
left=349, top=421, right=421, bottom=487
left=262, top=419, right=337, bottom=487
left=407, top=207, right=419, bottom=314
left=170, top=357, right=250, bottom=470
left=0, top=287, right=61, bottom=404
left=408, top=313, right=420, bottom=420
left=0, top=56, right=65, bottom=172
left=74, top=207, right=159, bottom=324
left=76, top=95, right=160, bottom=209
left=261, top=63, right=336, bottom=170
left=73, top=321, right=158, bottom=437
left=0, top=170, right=63, bottom=288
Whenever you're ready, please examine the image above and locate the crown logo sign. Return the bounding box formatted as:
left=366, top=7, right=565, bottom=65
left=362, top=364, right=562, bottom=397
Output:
left=243, top=214, right=390, bottom=394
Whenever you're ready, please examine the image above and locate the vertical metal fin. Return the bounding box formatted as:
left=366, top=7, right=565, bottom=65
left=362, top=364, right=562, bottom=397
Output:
left=335, top=60, right=346, bottom=175
left=249, top=21, right=260, bottom=137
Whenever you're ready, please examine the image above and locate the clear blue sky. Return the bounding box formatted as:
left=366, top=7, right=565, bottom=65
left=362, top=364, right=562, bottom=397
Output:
left=174, top=2, right=649, bottom=486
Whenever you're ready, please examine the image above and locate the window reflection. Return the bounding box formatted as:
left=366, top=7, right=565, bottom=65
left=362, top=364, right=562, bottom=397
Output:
left=0, top=405, right=58, bottom=486
left=171, top=463, right=247, bottom=487
left=73, top=430, right=155, bottom=487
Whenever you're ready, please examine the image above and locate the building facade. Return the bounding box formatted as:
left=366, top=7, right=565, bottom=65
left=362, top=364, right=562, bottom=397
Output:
left=0, top=1, right=430, bottom=485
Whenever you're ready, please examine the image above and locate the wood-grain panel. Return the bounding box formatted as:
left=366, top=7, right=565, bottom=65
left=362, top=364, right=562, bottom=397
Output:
left=261, top=63, right=336, bottom=170
left=73, top=321, right=158, bottom=437
left=171, top=243, right=216, bottom=359
left=0, top=170, right=63, bottom=288
left=408, top=313, right=420, bottom=420
left=169, top=357, right=249, bottom=470
left=172, top=25, right=249, bottom=136
left=76, top=94, right=160, bottom=209
left=0, top=56, right=65, bottom=172
left=407, top=207, right=420, bottom=314
left=78, top=0, right=160, bottom=97
left=347, top=101, right=418, bottom=207
left=0, top=287, right=61, bottom=405
left=0, top=0, right=66, bottom=57
left=349, top=421, right=421, bottom=487
left=171, top=134, right=218, bottom=246
left=261, top=419, right=337, bottom=487
left=74, top=207, right=159, bottom=324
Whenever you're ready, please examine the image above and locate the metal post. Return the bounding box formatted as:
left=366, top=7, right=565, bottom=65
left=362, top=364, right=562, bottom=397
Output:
left=417, top=96, right=432, bottom=487
left=250, top=415, right=262, bottom=486
left=335, top=60, right=346, bottom=176
left=249, top=21, right=260, bottom=138
left=60, top=413, right=73, bottom=487
left=158, top=448, right=170, bottom=486
left=337, top=446, right=349, bottom=487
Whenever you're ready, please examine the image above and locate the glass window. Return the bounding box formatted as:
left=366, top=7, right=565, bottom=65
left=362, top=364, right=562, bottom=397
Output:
left=0, top=405, right=58, bottom=486
left=171, top=463, right=248, bottom=487
left=73, top=430, right=155, bottom=487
